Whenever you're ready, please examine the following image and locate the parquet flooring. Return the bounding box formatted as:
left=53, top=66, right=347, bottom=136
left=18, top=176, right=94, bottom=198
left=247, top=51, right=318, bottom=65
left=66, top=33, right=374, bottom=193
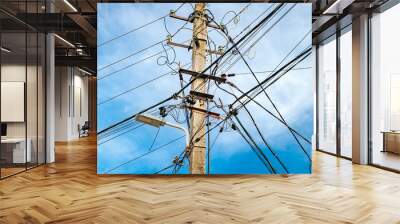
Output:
left=1, top=136, right=400, bottom=223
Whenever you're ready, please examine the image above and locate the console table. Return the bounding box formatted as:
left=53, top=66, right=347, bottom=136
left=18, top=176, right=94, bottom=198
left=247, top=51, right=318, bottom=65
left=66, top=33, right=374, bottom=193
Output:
left=382, top=131, right=400, bottom=154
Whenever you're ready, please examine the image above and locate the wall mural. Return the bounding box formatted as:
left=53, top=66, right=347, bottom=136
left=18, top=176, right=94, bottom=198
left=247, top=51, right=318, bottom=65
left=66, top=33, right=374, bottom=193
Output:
left=97, top=3, right=313, bottom=174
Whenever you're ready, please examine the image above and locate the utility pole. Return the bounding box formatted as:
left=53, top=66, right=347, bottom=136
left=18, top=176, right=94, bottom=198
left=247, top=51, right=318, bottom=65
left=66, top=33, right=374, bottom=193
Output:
left=168, top=3, right=217, bottom=174
left=189, top=3, right=208, bottom=174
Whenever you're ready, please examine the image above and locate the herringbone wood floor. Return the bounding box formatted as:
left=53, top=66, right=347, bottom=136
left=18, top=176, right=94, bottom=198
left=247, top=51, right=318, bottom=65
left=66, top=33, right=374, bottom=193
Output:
left=1, top=136, right=400, bottom=224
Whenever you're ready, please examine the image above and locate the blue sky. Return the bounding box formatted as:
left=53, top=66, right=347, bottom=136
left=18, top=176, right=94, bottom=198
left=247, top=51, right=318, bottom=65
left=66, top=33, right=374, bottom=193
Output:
left=97, top=3, right=313, bottom=174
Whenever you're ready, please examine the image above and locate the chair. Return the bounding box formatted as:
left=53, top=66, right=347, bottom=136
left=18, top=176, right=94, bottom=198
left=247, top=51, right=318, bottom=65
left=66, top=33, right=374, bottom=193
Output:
left=79, top=121, right=90, bottom=138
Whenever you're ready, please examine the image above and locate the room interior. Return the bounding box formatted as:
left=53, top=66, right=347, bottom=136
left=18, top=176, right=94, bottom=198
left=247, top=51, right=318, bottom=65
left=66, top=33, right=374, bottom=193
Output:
left=0, top=0, right=399, bottom=222
left=0, top=30, right=46, bottom=177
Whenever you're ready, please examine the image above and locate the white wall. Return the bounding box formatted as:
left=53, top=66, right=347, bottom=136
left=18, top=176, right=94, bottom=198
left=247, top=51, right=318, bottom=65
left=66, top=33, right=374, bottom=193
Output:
left=55, top=67, right=89, bottom=141
left=1, top=64, right=40, bottom=138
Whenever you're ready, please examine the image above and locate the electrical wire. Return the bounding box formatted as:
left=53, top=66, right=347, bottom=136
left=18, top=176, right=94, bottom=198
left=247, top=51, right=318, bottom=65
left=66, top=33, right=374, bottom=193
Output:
left=99, top=123, right=145, bottom=145
left=214, top=77, right=289, bottom=173
left=234, top=67, right=311, bottom=75
left=231, top=116, right=275, bottom=174
left=97, top=3, right=186, bottom=47
left=211, top=4, right=281, bottom=78
left=104, top=136, right=184, bottom=174
left=219, top=4, right=294, bottom=75
left=98, top=49, right=168, bottom=80
left=147, top=127, right=161, bottom=151
left=98, top=8, right=276, bottom=135
left=225, top=50, right=313, bottom=168
left=232, top=47, right=311, bottom=106
left=98, top=65, right=189, bottom=106
left=207, top=127, right=222, bottom=174
left=98, top=4, right=315, bottom=175
left=98, top=40, right=164, bottom=71
left=154, top=164, right=175, bottom=174
left=98, top=19, right=192, bottom=80
left=174, top=4, right=279, bottom=102
left=228, top=83, right=311, bottom=145
left=206, top=24, right=289, bottom=173
left=99, top=3, right=282, bottom=170
left=216, top=7, right=311, bottom=168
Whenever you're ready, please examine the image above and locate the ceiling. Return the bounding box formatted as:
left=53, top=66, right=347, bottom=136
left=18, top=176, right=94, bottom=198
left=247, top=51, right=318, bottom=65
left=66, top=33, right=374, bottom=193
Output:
left=0, top=0, right=393, bottom=74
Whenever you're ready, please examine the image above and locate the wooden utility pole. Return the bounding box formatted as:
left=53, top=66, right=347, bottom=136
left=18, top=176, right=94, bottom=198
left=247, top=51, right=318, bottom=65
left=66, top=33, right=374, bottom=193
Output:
left=189, top=3, right=208, bottom=174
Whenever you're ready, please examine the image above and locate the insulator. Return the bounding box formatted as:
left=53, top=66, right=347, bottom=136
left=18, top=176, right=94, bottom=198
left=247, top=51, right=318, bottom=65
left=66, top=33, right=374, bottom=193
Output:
left=159, top=107, right=167, bottom=117
left=231, top=123, right=237, bottom=131
left=230, top=108, right=238, bottom=116
left=233, top=16, right=240, bottom=24
left=186, top=97, right=196, bottom=105
left=166, top=34, right=172, bottom=43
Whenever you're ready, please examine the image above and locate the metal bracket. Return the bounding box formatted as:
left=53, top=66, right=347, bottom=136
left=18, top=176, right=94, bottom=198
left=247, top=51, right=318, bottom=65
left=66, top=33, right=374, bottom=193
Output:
left=179, top=69, right=226, bottom=83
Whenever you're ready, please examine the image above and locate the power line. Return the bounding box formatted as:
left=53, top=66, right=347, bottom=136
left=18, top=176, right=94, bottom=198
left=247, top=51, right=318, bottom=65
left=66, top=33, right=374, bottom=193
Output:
left=154, top=164, right=175, bottom=174
left=104, top=136, right=184, bottom=174
left=228, top=83, right=311, bottom=145
left=208, top=24, right=291, bottom=173
left=97, top=112, right=159, bottom=140
left=172, top=6, right=286, bottom=97
left=230, top=118, right=274, bottom=173
left=214, top=80, right=289, bottom=173
left=233, top=67, right=311, bottom=75
left=98, top=71, right=171, bottom=105
left=98, top=15, right=166, bottom=47
left=98, top=9, right=277, bottom=135
left=98, top=96, right=173, bottom=135
left=225, top=49, right=313, bottom=166
left=217, top=6, right=311, bottom=168
left=233, top=49, right=312, bottom=149
left=98, top=120, right=137, bottom=139
left=178, top=5, right=279, bottom=97
left=147, top=127, right=161, bottom=151
left=207, top=127, right=222, bottom=174
left=244, top=49, right=312, bottom=106
left=98, top=49, right=169, bottom=80
left=232, top=115, right=276, bottom=174
left=98, top=18, right=192, bottom=80
left=255, top=29, right=312, bottom=85
left=239, top=104, right=289, bottom=173
left=232, top=47, right=311, bottom=106
left=239, top=28, right=311, bottom=101
left=219, top=4, right=293, bottom=75
left=98, top=4, right=315, bottom=175
left=98, top=40, right=164, bottom=71
left=99, top=6, right=311, bottom=174
left=177, top=113, right=228, bottom=169
left=99, top=123, right=145, bottom=145
left=98, top=38, right=191, bottom=81
left=215, top=4, right=279, bottom=71
left=98, top=62, right=191, bottom=106
left=97, top=3, right=186, bottom=47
